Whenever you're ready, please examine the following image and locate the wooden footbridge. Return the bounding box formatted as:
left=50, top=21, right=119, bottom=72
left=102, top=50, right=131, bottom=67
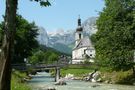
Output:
left=12, top=55, right=70, bottom=82
left=31, top=63, right=68, bottom=82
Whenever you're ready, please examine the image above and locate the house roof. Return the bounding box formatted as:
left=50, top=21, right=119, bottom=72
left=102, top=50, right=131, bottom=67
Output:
left=73, top=36, right=94, bottom=50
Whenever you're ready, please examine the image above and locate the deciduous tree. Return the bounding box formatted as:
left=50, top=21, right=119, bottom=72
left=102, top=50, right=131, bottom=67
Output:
left=13, top=15, right=39, bottom=64
left=93, top=0, right=135, bottom=71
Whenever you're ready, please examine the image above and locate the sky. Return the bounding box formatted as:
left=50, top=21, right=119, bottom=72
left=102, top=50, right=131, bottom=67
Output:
left=0, top=0, right=105, bottom=33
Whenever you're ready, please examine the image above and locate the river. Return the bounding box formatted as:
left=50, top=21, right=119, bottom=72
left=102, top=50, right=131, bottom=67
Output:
left=28, top=72, right=135, bottom=90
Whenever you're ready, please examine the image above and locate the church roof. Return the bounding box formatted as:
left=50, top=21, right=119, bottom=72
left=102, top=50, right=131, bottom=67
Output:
left=73, top=36, right=94, bottom=50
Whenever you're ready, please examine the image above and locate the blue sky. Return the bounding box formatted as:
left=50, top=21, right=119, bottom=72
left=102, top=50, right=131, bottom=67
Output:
left=0, top=0, right=105, bottom=33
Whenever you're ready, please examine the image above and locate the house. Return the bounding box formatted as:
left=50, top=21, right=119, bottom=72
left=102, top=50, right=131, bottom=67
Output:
left=72, top=17, right=95, bottom=64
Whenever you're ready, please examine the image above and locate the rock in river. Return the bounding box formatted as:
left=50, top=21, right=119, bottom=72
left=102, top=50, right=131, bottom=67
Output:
left=55, top=78, right=67, bottom=85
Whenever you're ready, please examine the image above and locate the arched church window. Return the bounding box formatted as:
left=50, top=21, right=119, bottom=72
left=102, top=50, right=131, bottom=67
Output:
left=84, top=49, right=86, bottom=54
left=79, top=33, right=81, bottom=39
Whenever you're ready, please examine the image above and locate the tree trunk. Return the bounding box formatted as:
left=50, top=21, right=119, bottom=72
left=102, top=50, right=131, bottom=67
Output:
left=0, top=0, right=18, bottom=90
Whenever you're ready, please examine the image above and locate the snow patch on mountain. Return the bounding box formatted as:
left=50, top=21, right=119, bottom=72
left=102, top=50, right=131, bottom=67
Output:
left=36, top=17, right=98, bottom=54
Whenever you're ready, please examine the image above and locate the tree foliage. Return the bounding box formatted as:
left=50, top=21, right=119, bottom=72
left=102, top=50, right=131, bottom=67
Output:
left=0, top=15, right=39, bottom=64
left=30, top=0, right=51, bottom=6
left=92, top=0, right=135, bottom=70
left=28, top=46, right=60, bottom=64
left=14, top=15, right=39, bottom=63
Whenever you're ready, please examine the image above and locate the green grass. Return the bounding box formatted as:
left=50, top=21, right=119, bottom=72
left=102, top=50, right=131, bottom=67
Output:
left=61, top=64, right=96, bottom=77
left=61, top=64, right=135, bottom=84
left=61, top=68, right=92, bottom=77
left=61, top=64, right=108, bottom=77
left=11, top=70, right=32, bottom=90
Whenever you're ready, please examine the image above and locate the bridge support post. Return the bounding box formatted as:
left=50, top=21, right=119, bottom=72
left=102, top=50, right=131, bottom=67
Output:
left=55, top=67, right=60, bottom=82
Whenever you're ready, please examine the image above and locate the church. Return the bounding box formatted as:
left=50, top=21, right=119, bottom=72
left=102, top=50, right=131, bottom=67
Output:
left=72, top=17, right=95, bottom=64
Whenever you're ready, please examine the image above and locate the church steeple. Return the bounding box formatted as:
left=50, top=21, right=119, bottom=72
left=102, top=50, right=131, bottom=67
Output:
left=78, top=15, right=81, bottom=26
left=76, top=15, right=83, bottom=31
left=75, top=15, right=83, bottom=46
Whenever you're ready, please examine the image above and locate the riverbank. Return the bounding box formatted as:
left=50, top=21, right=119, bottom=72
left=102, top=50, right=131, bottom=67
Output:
left=11, top=70, right=32, bottom=90
left=60, top=64, right=135, bottom=85
left=28, top=72, right=135, bottom=90
left=100, top=70, right=135, bottom=84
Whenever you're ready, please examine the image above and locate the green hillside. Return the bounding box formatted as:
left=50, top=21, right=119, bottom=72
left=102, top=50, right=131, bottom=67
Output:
left=52, top=43, right=72, bottom=55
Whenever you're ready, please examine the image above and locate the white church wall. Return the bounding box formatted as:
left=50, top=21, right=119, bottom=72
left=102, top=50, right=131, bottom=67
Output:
left=72, top=47, right=96, bottom=64
left=75, top=31, right=84, bottom=46
left=75, top=31, right=83, bottom=40
left=72, top=59, right=83, bottom=64
left=85, top=48, right=95, bottom=58
left=72, top=47, right=87, bottom=59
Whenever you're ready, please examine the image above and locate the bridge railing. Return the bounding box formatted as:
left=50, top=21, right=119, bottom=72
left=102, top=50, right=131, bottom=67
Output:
left=11, top=55, right=70, bottom=70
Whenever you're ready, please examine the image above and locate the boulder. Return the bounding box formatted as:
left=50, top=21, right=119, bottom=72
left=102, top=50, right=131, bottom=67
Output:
left=47, top=87, right=56, bottom=90
left=91, top=78, right=96, bottom=83
left=84, top=70, right=102, bottom=82
left=74, top=77, right=82, bottom=80
left=65, top=73, right=74, bottom=80
left=83, top=76, right=90, bottom=81
left=55, top=79, right=67, bottom=85
left=104, top=80, right=110, bottom=84
left=91, top=71, right=102, bottom=82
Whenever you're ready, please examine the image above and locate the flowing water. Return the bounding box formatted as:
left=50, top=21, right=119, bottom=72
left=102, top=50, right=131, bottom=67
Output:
left=28, top=72, right=135, bottom=90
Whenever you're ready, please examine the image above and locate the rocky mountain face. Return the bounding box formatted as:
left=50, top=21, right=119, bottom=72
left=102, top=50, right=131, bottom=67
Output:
left=48, top=30, right=75, bottom=46
left=82, top=17, right=98, bottom=36
left=48, top=30, right=75, bottom=54
left=36, top=27, right=49, bottom=46
left=36, top=17, right=97, bottom=55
